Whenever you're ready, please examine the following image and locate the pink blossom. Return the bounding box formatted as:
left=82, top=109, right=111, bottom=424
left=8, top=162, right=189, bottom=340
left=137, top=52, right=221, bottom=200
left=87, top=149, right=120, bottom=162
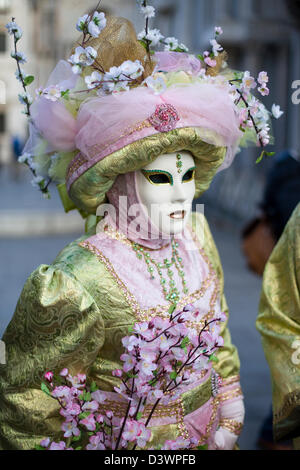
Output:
left=204, top=56, right=217, bottom=68
left=44, top=371, right=53, bottom=382
left=82, top=400, right=99, bottom=412
left=51, top=386, right=71, bottom=399
left=66, top=373, right=86, bottom=389
left=61, top=419, right=80, bottom=438
left=60, top=402, right=81, bottom=420
left=86, top=434, right=106, bottom=450
left=112, top=369, right=123, bottom=378
left=120, top=353, right=136, bottom=372
left=218, top=312, right=227, bottom=323
left=106, top=410, right=113, bottom=419
left=60, top=368, right=69, bottom=377
left=80, top=413, right=96, bottom=431
left=49, top=441, right=66, bottom=450
left=242, top=71, right=257, bottom=91
left=91, top=390, right=106, bottom=404
left=136, top=423, right=152, bottom=448
left=215, top=26, right=223, bottom=35
left=122, top=335, right=140, bottom=351
left=139, top=360, right=157, bottom=377
left=40, top=438, right=50, bottom=448
left=258, top=71, right=269, bottom=85
left=258, top=85, right=270, bottom=96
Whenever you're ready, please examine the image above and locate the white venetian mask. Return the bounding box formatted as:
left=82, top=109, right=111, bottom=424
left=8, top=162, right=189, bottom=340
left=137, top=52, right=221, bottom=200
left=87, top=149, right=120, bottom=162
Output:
left=135, top=151, right=196, bottom=236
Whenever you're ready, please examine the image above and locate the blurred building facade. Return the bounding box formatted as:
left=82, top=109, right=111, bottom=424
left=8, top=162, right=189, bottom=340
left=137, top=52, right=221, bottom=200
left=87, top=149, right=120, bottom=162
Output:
left=0, top=0, right=299, bottom=218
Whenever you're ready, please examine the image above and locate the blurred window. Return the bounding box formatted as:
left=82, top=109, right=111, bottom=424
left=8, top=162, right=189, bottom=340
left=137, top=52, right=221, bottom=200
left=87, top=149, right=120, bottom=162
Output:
left=0, top=0, right=11, bottom=13
left=0, top=32, right=6, bottom=52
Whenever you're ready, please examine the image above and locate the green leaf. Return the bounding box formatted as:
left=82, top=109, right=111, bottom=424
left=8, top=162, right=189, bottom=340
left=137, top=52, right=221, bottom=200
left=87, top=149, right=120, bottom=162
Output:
left=75, top=446, right=82, bottom=450
left=168, top=303, right=177, bottom=315
left=209, top=354, right=219, bottom=363
left=128, top=326, right=134, bottom=333
left=24, top=75, right=34, bottom=86
left=197, top=54, right=204, bottom=62
left=197, top=444, right=208, bottom=450
left=41, top=382, right=51, bottom=397
left=136, top=412, right=143, bottom=421
left=180, top=337, right=190, bottom=349
left=170, top=371, right=177, bottom=380
left=90, top=381, right=97, bottom=393
left=256, top=149, right=276, bottom=164
left=61, top=89, right=70, bottom=99
left=83, top=391, right=91, bottom=402
left=79, top=411, right=90, bottom=420
left=72, top=434, right=81, bottom=442
left=35, top=445, right=46, bottom=450
left=138, top=39, right=148, bottom=50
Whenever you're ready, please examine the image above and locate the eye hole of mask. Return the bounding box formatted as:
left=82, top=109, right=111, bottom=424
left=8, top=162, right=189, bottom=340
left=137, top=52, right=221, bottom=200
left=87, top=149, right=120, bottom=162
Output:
left=142, top=170, right=172, bottom=185
left=182, top=168, right=196, bottom=183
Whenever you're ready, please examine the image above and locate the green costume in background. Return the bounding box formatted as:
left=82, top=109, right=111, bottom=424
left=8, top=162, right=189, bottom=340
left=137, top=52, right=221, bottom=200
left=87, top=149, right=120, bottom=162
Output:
left=257, top=203, right=300, bottom=448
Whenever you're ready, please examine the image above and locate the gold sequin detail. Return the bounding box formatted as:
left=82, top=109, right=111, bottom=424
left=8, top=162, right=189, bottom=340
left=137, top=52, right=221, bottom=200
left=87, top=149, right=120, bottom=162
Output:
left=221, top=376, right=240, bottom=387
left=219, top=418, right=243, bottom=436
left=66, top=153, right=88, bottom=182
left=218, top=387, right=243, bottom=404
left=88, top=119, right=153, bottom=160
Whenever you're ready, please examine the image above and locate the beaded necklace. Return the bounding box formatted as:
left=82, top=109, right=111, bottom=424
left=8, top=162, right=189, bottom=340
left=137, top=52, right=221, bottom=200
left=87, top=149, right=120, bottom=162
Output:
left=132, top=238, right=188, bottom=303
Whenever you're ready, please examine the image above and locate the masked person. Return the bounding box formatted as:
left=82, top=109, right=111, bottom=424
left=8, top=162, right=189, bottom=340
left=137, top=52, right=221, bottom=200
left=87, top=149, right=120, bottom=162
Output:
left=0, top=12, right=278, bottom=450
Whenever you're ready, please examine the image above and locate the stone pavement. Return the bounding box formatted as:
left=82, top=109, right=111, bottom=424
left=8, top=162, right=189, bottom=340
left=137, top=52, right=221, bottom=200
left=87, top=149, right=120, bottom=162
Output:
left=0, top=211, right=270, bottom=451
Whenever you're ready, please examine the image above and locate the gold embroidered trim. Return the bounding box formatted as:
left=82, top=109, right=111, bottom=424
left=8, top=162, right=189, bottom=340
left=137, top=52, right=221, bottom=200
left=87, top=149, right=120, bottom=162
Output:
left=218, top=387, right=243, bottom=404
left=219, top=419, right=243, bottom=436
left=103, top=224, right=172, bottom=251
left=220, top=376, right=240, bottom=388
left=88, top=119, right=153, bottom=160
left=197, top=397, right=220, bottom=445
left=67, top=153, right=88, bottom=181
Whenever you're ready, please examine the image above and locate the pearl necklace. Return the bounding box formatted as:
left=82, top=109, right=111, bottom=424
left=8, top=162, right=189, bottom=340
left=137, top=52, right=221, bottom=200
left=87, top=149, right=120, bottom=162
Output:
left=132, top=238, right=188, bottom=303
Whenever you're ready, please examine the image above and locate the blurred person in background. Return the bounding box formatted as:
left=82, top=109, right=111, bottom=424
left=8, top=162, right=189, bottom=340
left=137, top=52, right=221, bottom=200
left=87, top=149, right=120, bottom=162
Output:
left=242, top=149, right=300, bottom=450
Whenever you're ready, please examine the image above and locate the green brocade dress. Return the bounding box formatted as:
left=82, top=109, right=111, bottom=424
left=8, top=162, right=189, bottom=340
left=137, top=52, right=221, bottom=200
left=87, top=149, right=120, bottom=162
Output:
left=257, top=203, right=300, bottom=446
left=0, top=212, right=241, bottom=450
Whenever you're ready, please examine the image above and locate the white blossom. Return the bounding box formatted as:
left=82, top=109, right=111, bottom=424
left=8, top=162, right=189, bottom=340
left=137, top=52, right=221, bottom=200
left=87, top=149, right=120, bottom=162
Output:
left=85, top=71, right=102, bottom=89
left=210, top=39, right=223, bottom=56
left=18, top=152, right=31, bottom=164
left=76, top=14, right=89, bottom=32
left=138, top=28, right=164, bottom=47
left=271, top=104, right=284, bottom=119
left=144, top=75, right=167, bottom=95
left=43, top=85, right=63, bottom=102
left=164, top=37, right=179, bottom=51
left=11, top=51, right=27, bottom=63
left=6, top=21, right=22, bottom=39
left=69, top=46, right=97, bottom=74
left=140, top=6, right=155, bottom=19
left=15, top=69, right=27, bottom=82
left=88, top=12, right=107, bottom=38
left=31, top=175, right=44, bottom=189
left=18, top=92, right=33, bottom=105
left=119, top=60, right=144, bottom=80
left=215, top=26, right=223, bottom=35
left=178, top=42, right=189, bottom=52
